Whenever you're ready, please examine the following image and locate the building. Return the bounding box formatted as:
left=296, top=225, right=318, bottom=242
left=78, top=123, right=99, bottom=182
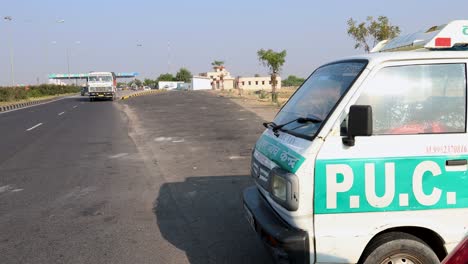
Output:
left=199, top=66, right=235, bottom=90
left=236, top=76, right=282, bottom=91
left=191, top=76, right=212, bottom=90
left=198, top=66, right=281, bottom=91
left=158, top=81, right=183, bottom=90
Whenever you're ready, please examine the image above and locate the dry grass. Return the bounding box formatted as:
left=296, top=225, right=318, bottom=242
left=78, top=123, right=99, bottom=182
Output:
left=214, top=86, right=298, bottom=107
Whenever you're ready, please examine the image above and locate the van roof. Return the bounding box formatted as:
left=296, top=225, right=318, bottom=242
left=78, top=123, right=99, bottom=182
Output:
left=331, top=50, right=468, bottom=69
left=371, top=20, right=468, bottom=52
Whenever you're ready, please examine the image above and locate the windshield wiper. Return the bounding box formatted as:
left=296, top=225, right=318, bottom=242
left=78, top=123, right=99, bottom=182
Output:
left=263, top=116, right=323, bottom=136
left=262, top=121, right=277, bottom=129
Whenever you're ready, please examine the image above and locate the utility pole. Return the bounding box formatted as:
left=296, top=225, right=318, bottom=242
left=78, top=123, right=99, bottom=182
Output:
left=4, top=16, right=14, bottom=86
left=67, top=47, right=70, bottom=82
left=167, top=40, right=171, bottom=74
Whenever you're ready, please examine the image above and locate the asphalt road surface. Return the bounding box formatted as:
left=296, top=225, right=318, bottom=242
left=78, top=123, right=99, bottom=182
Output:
left=0, top=92, right=272, bottom=263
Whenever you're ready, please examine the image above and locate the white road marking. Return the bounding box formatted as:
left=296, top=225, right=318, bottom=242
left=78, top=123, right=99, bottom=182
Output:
left=0, top=185, right=12, bottom=193
left=172, top=139, right=185, bottom=143
left=73, top=105, right=78, bottom=108
left=26, top=123, right=43, bottom=131
left=109, top=153, right=129, bottom=159
left=229, top=156, right=246, bottom=160
left=58, top=111, right=65, bottom=116
left=11, top=188, right=23, bottom=192
left=155, top=137, right=173, bottom=142
left=0, top=96, right=75, bottom=115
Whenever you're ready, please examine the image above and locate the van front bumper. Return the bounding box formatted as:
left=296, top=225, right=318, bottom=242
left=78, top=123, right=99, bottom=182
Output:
left=243, top=186, right=309, bottom=264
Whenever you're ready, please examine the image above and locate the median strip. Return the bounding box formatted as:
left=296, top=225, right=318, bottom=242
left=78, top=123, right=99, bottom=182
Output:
left=120, top=90, right=164, bottom=100
left=26, top=123, right=43, bottom=131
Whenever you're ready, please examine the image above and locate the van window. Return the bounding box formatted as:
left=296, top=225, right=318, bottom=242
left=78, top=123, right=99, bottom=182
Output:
left=274, top=61, right=367, bottom=139
left=356, top=63, right=466, bottom=135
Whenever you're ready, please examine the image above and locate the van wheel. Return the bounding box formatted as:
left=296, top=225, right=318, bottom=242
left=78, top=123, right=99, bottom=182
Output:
left=361, top=232, right=439, bottom=264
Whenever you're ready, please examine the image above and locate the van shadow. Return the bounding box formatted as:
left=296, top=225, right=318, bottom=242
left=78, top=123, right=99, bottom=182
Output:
left=154, top=175, right=273, bottom=264
left=153, top=175, right=350, bottom=264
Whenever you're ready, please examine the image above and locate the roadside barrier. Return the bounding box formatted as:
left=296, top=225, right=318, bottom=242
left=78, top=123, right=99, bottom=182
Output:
left=120, top=90, right=164, bottom=100
left=0, top=97, right=67, bottom=112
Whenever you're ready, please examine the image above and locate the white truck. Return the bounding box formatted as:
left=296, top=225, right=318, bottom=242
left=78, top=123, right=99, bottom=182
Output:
left=87, top=72, right=117, bottom=101
left=243, top=20, right=468, bottom=264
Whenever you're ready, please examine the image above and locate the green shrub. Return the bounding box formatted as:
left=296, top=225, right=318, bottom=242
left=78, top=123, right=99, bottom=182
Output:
left=0, top=85, right=80, bottom=102
left=258, top=89, right=268, bottom=99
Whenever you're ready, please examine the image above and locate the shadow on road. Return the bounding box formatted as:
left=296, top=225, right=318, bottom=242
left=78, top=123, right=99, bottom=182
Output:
left=154, top=175, right=273, bottom=264
left=74, top=96, right=114, bottom=102
left=153, top=175, right=351, bottom=264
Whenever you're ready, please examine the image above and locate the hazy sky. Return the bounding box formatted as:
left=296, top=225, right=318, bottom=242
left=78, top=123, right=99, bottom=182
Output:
left=1, top=0, right=468, bottom=85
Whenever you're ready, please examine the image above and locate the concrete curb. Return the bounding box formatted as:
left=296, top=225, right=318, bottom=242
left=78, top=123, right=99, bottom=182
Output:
left=0, top=95, right=71, bottom=112
left=120, top=90, right=163, bottom=100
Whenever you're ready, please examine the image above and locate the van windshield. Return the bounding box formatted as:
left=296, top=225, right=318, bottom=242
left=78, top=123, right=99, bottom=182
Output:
left=88, top=76, right=112, bottom=82
left=273, top=61, right=367, bottom=139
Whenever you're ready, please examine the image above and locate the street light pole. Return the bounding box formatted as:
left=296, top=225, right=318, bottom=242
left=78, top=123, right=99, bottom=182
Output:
left=67, top=47, right=70, bottom=80
left=4, top=16, right=14, bottom=86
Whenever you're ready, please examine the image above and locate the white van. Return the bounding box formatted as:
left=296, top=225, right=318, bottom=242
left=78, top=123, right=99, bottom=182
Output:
left=243, top=20, right=468, bottom=264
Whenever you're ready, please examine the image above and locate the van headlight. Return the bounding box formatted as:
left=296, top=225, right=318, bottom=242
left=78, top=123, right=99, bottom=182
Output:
left=268, top=167, right=299, bottom=211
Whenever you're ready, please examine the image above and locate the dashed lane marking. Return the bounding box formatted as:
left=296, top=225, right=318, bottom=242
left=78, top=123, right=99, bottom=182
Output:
left=26, top=123, right=43, bottom=131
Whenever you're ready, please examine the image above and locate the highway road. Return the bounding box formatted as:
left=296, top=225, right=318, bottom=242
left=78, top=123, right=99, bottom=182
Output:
left=0, top=92, right=272, bottom=263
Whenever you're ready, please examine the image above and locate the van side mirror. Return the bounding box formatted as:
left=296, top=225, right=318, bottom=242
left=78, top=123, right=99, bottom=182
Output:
left=342, top=105, right=372, bottom=146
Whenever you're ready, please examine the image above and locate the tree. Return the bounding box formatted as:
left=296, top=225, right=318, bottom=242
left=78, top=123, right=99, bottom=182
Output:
left=257, top=49, right=287, bottom=102
left=129, top=79, right=142, bottom=87
left=211, top=60, right=224, bottom=67
left=155, top=73, right=175, bottom=88
left=282, top=75, right=305, bottom=87
left=156, top=73, right=175, bottom=82
left=347, top=16, right=401, bottom=53
left=143, top=78, right=156, bottom=87
left=175, top=68, right=192, bottom=83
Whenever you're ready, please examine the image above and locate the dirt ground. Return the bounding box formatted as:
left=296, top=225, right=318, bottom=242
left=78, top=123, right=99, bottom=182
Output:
left=209, top=87, right=297, bottom=122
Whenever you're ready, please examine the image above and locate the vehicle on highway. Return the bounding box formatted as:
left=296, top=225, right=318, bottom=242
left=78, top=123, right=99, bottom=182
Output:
left=87, top=72, right=117, bottom=101
left=442, top=235, right=468, bottom=264
left=80, top=85, right=88, bottom=96
left=143, top=86, right=151, bottom=91
left=243, top=20, right=468, bottom=264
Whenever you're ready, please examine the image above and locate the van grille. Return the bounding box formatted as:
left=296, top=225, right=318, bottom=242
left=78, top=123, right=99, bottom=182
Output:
left=251, top=156, right=271, bottom=190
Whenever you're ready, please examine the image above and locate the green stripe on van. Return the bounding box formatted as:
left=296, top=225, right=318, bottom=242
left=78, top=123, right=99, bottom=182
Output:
left=315, top=155, right=468, bottom=214
left=255, top=135, right=305, bottom=173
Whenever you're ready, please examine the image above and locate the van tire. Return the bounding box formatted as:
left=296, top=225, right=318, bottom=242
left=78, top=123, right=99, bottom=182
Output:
left=360, top=232, right=440, bottom=264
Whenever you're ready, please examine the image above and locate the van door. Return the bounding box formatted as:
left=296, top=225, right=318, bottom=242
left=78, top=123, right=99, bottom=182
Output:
left=313, top=61, right=468, bottom=263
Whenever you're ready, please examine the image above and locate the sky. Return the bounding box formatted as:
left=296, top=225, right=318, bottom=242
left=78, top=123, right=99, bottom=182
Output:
left=1, top=0, right=468, bottom=85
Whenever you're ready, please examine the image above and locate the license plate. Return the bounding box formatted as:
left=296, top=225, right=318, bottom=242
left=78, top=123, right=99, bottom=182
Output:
left=98, top=94, right=104, bottom=97
left=244, top=204, right=255, bottom=231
